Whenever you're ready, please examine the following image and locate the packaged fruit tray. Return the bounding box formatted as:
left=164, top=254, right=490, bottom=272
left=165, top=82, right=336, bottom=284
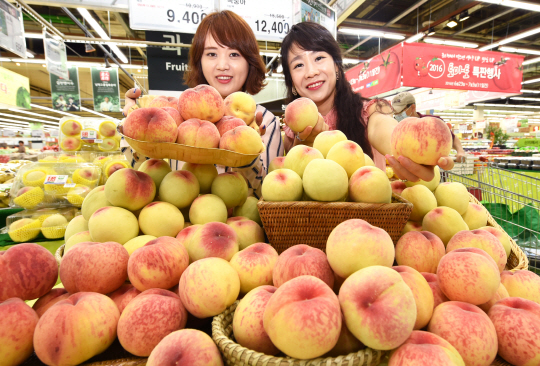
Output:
left=6, top=207, right=79, bottom=243
left=257, top=193, right=413, bottom=252
left=59, top=117, right=121, bottom=152
left=119, top=128, right=264, bottom=168
left=10, top=163, right=102, bottom=210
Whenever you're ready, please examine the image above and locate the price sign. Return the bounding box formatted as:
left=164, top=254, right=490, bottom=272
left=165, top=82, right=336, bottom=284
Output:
left=44, top=175, right=69, bottom=185
left=220, top=0, right=293, bottom=42
left=81, top=130, right=98, bottom=140
left=64, top=183, right=76, bottom=188
left=129, top=0, right=217, bottom=34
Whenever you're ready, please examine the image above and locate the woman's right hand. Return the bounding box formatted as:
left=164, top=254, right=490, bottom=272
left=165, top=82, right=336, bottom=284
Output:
left=294, top=113, right=329, bottom=145
left=123, top=88, right=142, bottom=116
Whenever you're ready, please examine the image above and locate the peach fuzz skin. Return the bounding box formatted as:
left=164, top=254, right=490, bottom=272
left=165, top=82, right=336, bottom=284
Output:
left=176, top=118, right=220, bottom=148
left=146, top=329, right=223, bottom=366
left=123, top=107, right=178, bottom=143
left=421, top=272, right=449, bottom=310
left=149, top=96, right=178, bottom=110
left=178, top=85, right=224, bottom=123
left=161, top=107, right=184, bottom=127
left=479, top=283, right=509, bottom=313
left=33, top=292, right=120, bottom=366
left=117, top=289, right=188, bottom=357
left=395, top=231, right=445, bottom=273
left=446, top=229, right=507, bottom=273
left=393, top=266, right=434, bottom=330
left=263, top=275, right=341, bottom=359
left=108, top=284, right=141, bottom=314
left=0, top=298, right=39, bottom=366
left=388, top=331, right=465, bottom=366
left=223, top=91, right=256, bottom=125
left=0, top=243, right=58, bottom=302
left=186, top=222, right=239, bottom=262
left=32, top=288, right=70, bottom=317
left=348, top=166, right=392, bottom=204
left=229, top=243, right=279, bottom=294
left=284, top=97, right=318, bottom=133
left=437, top=247, right=500, bottom=305
left=338, top=266, right=416, bottom=351
left=104, top=169, right=156, bottom=212
left=219, top=125, right=263, bottom=155
left=215, top=115, right=245, bottom=136
left=422, top=207, right=469, bottom=245
left=226, top=217, right=264, bottom=250
left=233, top=285, right=279, bottom=355
left=428, top=301, right=498, bottom=366
left=488, top=297, right=540, bottom=366
left=500, top=270, right=540, bottom=304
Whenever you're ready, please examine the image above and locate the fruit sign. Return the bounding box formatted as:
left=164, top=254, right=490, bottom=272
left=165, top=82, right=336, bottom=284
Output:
left=345, top=44, right=402, bottom=98
left=402, top=43, right=524, bottom=93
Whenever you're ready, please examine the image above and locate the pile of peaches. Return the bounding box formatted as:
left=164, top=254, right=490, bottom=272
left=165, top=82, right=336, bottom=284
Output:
left=122, top=85, right=264, bottom=156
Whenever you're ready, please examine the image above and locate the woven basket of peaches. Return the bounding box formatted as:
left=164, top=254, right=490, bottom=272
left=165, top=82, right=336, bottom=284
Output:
left=119, top=85, right=264, bottom=167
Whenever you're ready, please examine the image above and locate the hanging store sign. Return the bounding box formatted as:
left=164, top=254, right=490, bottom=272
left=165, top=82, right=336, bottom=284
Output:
left=293, top=0, right=336, bottom=39
left=44, top=32, right=69, bottom=80
left=0, top=0, right=26, bottom=58
left=0, top=66, right=30, bottom=109
left=91, top=67, right=121, bottom=113
left=50, top=66, right=81, bottom=112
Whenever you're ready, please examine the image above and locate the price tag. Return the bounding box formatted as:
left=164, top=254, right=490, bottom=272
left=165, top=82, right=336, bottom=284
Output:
left=44, top=175, right=69, bottom=185
left=95, top=139, right=103, bottom=143
left=129, top=0, right=217, bottom=34
left=220, top=0, right=293, bottom=42
left=81, top=130, right=98, bottom=140
left=64, top=183, right=76, bottom=188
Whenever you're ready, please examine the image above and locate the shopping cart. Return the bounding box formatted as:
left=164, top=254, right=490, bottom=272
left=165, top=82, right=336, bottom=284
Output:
left=441, top=164, right=540, bottom=274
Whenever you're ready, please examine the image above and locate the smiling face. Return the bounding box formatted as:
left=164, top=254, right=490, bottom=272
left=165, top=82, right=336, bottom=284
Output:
left=201, top=34, right=249, bottom=99
left=287, top=43, right=338, bottom=110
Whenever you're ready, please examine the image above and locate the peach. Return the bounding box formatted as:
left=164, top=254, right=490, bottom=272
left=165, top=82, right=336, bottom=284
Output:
left=162, top=106, right=183, bottom=127
left=283, top=145, right=324, bottom=178
left=61, top=119, right=82, bottom=136
left=230, top=243, right=279, bottom=294
left=393, top=266, right=434, bottom=329
left=108, top=284, right=141, bottom=314
left=327, top=140, right=366, bottom=178
left=479, top=283, right=509, bottom=313
left=139, top=201, right=185, bottom=237
left=0, top=298, right=39, bottom=366
left=226, top=217, right=265, bottom=250
left=128, top=237, right=189, bottom=291
left=349, top=165, right=392, bottom=203
left=146, top=329, right=224, bottom=366
left=434, top=182, right=470, bottom=215
left=215, top=115, right=246, bottom=136
left=303, top=159, right=349, bottom=202
left=313, top=130, right=348, bottom=158
left=178, top=84, right=224, bottom=122
left=388, top=331, right=465, bottom=366
left=437, top=248, right=500, bottom=305
left=81, top=186, right=110, bottom=221
left=268, top=156, right=286, bottom=173
left=60, top=241, right=129, bottom=294
left=462, top=203, right=488, bottom=230
left=480, top=226, right=512, bottom=258
left=326, top=219, right=395, bottom=278
left=326, top=315, right=365, bottom=357
left=406, top=165, right=441, bottom=191
left=88, top=206, right=139, bottom=244
left=138, top=158, right=172, bottom=190
left=211, top=172, right=249, bottom=209
left=177, top=118, right=220, bottom=148
left=233, top=196, right=262, bottom=225
left=189, top=194, right=228, bottom=224
left=176, top=225, right=201, bottom=248
left=219, top=125, right=264, bottom=154
left=149, top=96, right=178, bottom=109
left=34, top=292, right=119, bottom=366
left=421, top=272, right=449, bottom=309
left=422, top=207, right=469, bottom=245
left=60, top=137, right=82, bottom=151
left=182, top=163, right=218, bottom=194
left=364, top=153, right=375, bottom=167
left=186, top=222, right=239, bottom=262
left=118, top=289, right=187, bottom=357
left=99, top=120, right=117, bottom=137
left=401, top=185, right=437, bottom=221
left=396, top=231, right=445, bottom=273
left=402, top=220, right=422, bottom=235
left=32, top=288, right=70, bottom=317
left=390, top=115, right=452, bottom=165
left=273, top=244, right=334, bottom=289
left=233, top=286, right=279, bottom=355
left=0, top=243, right=58, bottom=301
left=428, top=301, right=498, bottom=366
left=339, top=266, right=416, bottom=350
left=178, top=257, right=240, bottom=318
left=122, top=235, right=155, bottom=256
left=223, top=91, right=256, bottom=124
left=64, top=214, right=88, bottom=241
left=105, top=169, right=156, bottom=211
left=65, top=231, right=92, bottom=252
left=391, top=180, right=407, bottom=195
left=160, top=170, right=200, bottom=209
left=284, top=97, right=318, bottom=133
left=500, top=270, right=540, bottom=304
left=261, top=168, right=303, bottom=202
left=123, top=107, right=178, bottom=142
left=263, top=275, right=341, bottom=359
left=446, top=229, right=507, bottom=272
left=488, top=297, right=540, bottom=366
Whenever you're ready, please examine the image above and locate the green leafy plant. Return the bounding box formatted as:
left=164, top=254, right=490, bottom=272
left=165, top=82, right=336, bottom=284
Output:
left=485, top=125, right=510, bottom=145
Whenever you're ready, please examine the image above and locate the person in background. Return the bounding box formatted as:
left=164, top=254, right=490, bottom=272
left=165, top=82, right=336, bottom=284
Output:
left=54, top=95, right=67, bottom=111
left=100, top=96, right=113, bottom=112
left=392, top=91, right=466, bottom=163
left=280, top=22, right=453, bottom=182
left=66, top=97, right=79, bottom=111
left=17, top=141, right=25, bottom=153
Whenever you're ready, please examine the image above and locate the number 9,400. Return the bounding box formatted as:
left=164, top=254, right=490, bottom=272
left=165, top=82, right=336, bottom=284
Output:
left=167, top=9, right=207, bottom=24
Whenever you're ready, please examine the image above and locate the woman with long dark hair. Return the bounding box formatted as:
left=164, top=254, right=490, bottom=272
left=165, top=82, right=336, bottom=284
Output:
left=280, top=22, right=453, bottom=182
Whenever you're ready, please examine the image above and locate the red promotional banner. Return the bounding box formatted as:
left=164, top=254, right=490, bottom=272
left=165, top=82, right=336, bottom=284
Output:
left=345, top=44, right=402, bottom=98
left=402, top=43, right=524, bottom=93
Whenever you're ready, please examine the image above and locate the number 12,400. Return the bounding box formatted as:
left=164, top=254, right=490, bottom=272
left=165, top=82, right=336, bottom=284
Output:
left=255, top=20, right=290, bottom=34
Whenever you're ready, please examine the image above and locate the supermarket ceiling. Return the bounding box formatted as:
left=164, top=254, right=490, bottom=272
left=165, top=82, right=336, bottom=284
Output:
left=0, top=0, right=540, bottom=126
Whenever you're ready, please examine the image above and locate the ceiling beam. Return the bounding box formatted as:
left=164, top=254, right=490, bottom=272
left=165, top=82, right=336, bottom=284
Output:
left=454, top=8, right=515, bottom=35
left=114, top=12, right=147, bottom=61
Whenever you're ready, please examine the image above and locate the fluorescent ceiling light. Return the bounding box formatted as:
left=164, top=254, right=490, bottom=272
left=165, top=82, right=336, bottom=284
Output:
left=500, top=26, right=540, bottom=45
left=338, top=28, right=406, bottom=40
left=30, top=103, right=78, bottom=117
left=405, top=32, right=426, bottom=43
left=447, top=20, right=458, bottom=28
left=26, top=52, right=34, bottom=58
left=424, top=37, right=478, bottom=48
left=478, top=0, right=540, bottom=12
left=511, top=97, right=540, bottom=101
left=0, top=113, right=58, bottom=125
left=479, top=43, right=499, bottom=51
left=499, top=46, right=540, bottom=55
left=523, top=56, right=540, bottom=65
left=521, top=89, right=540, bottom=93
left=8, top=109, right=60, bottom=120
left=25, top=33, right=44, bottom=39
left=427, top=28, right=436, bottom=36
left=80, top=106, right=111, bottom=118
left=0, top=119, right=29, bottom=126
left=522, top=77, right=540, bottom=85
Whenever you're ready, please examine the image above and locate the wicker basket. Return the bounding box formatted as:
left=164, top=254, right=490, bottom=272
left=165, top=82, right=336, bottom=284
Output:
left=257, top=194, right=413, bottom=253
left=212, top=301, right=386, bottom=366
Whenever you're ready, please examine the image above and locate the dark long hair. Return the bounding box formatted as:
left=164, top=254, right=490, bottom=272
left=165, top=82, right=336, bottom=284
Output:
left=281, top=22, right=373, bottom=158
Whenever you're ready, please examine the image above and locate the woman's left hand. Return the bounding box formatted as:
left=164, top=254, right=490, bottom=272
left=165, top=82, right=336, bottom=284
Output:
left=386, top=155, right=454, bottom=182
left=248, top=111, right=267, bottom=137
